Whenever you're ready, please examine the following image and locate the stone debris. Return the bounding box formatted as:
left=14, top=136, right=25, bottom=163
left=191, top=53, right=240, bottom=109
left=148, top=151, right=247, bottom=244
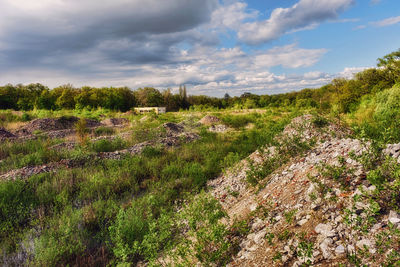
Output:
left=15, top=116, right=102, bottom=136
left=101, top=132, right=200, bottom=160
left=281, top=114, right=351, bottom=142
left=0, top=159, right=82, bottom=181
left=1, top=124, right=199, bottom=180
left=199, top=115, right=221, bottom=125
left=0, top=128, right=16, bottom=140
left=388, top=210, right=400, bottom=225
left=208, top=124, right=229, bottom=133
left=208, top=115, right=400, bottom=267
left=315, top=223, right=335, bottom=237
left=162, top=122, right=185, bottom=135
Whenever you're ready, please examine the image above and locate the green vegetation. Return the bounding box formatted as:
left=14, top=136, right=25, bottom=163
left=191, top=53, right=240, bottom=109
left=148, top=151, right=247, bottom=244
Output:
left=0, top=108, right=296, bottom=266
left=0, top=49, right=400, bottom=266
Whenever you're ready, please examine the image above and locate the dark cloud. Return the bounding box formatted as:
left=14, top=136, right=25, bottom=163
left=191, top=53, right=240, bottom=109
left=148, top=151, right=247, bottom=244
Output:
left=0, top=0, right=218, bottom=69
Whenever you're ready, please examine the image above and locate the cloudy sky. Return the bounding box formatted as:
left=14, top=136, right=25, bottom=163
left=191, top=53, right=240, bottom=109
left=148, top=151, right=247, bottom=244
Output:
left=0, top=0, right=399, bottom=96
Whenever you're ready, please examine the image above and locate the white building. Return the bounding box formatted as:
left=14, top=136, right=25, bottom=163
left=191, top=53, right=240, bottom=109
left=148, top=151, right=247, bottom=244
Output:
left=134, top=107, right=166, bottom=114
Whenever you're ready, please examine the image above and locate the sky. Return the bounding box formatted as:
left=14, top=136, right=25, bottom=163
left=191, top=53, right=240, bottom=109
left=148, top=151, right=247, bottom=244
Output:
left=0, top=0, right=399, bottom=96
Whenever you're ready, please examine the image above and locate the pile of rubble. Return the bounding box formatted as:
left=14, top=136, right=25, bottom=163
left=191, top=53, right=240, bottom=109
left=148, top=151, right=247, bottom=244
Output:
left=199, top=115, right=222, bottom=125
left=0, top=159, right=82, bottom=181
left=0, top=128, right=16, bottom=140
left=15, top=116, right=101, bottom=136
left=162, top=122, right=185, bottom=136
left=208, top=124, right=229, bottom=133
left=101, top=132, right=200, bottom=160
left=1, top=123, right=200, bottom=180
left=281, top=114, right=350, bottom=142
left=207, top=115, right=400, bottom=266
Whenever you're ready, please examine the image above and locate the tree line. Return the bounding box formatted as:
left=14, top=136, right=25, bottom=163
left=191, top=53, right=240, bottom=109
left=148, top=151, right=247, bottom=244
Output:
left=0, top=49, right=399, bottom=112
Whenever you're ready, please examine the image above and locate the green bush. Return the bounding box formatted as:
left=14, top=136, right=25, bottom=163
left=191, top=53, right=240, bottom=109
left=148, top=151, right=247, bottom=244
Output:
left=21, top=113, right=31, bottom=122
left=90, top=138, right=126, bottom=153
left=94, top=126, right=115, bottom=136
left=34, top=208, right=88, bottom=266
left=221, top=113, right=259, bottom=129
left=0, top=180, right=36, bottom=251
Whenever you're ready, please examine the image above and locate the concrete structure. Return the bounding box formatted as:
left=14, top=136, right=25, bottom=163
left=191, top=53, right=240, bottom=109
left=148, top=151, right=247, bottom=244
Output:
left=134, top=107, right=166, bottom=114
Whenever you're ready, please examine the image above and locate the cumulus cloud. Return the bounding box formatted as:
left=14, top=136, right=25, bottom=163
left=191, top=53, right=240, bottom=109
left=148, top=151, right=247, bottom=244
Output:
left=237, top=0, right=354, bottom=44
left=0, top=43, right=329, bottom=96
left=338, top=67, right=369, bottom=79
left=0, top=0, right=347, bottom=96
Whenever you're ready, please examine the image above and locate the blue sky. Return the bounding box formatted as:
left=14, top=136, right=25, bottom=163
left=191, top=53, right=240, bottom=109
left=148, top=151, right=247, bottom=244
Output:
left=0, top=0, right=399, bottom=96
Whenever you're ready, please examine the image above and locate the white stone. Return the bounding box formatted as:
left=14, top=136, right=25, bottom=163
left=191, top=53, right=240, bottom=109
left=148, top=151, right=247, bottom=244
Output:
left=356, top=239, right=373, bottom=249
left=319, top=238, right=333, bottom=259
left=335, top=216, right=343, bottom=223
left=315, top=223, right=335, bottom=237
left=251, top=218, right=265, bottom=231
left=254, top=230, right=267, bottom=245
left=389, top=210, right=400, bottom=225
left=250, top=203, right=258, bottom=211
left=335, top=245, right=345, bottom=254
left=297, top=219, right=308, bottom=226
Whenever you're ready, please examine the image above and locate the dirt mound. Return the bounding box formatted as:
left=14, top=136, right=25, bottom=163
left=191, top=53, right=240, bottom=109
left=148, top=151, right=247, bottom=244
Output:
left=15, top=116, right=101, bottom=135
left=0, top=128, right=16, bottom=139
left=101, top=118, right=129, bottom=126
left=199, top=115, right=221, bottom=125
left=162, top=122, right=185, bottom=135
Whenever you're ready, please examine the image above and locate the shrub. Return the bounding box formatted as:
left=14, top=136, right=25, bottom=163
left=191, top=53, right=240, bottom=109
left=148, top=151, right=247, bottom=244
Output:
left=34, top=208, right=88, bottom=266
left=0, top=180, right=36, bottom=251
left=94, top=126, right=115, bottom=137
left=90, top=138, right=126, bottom=153
left=75, top=118, right=89, bottom=145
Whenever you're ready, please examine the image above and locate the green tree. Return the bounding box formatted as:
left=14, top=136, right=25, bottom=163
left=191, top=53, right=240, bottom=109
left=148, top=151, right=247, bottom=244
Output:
left=134, top=87, right=164, bottom=107
left=378, top=49, right=400, bottom=83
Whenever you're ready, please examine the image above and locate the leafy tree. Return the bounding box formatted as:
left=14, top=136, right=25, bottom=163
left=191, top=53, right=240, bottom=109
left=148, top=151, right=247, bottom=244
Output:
left=55, top=85, right=76, bottom=109
left=134, top=87, right=164, bottom=107
left=378, top=49, right=400, bottom=83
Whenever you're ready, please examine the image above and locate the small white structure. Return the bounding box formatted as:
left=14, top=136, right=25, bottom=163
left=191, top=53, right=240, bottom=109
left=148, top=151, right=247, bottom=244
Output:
left=134, top=107, right=166, bottom=114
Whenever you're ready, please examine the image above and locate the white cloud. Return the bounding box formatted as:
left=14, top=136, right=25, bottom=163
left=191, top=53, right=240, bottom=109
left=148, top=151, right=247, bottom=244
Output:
left=372, top=16, right=400, bottom=27
left=338, top=67, right=370, bottom=79
left=0, top=43, right=329, bottom=96
left=0, top=0, right=364, bottom=97
left=253, top=44, right=327, bottom=68
left=237, top=0, right=354, bottom=44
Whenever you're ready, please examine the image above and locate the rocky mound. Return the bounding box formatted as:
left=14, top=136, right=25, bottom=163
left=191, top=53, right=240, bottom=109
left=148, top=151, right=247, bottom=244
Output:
left=0, top=128, right=16, bottom=140
left=162, top=122, right=185, bottom=135
left=208, top=124, right=229, bottom=133
left=15, top=116, right=101, bottom=135
left=281, top=114, right=350, bottom=141
left=208, top=115, right=400, bottom=266
left=199, top=115, right=221, bottom=125
left=101, top=118, right=129, bottom=126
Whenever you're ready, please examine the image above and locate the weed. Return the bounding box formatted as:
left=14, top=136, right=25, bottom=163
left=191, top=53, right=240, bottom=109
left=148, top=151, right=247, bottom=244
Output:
left=75, top=117, right=89, bottom=145
left=94, top=126, right=115, bottom=136
left=284, top=209, right=297, bottom=224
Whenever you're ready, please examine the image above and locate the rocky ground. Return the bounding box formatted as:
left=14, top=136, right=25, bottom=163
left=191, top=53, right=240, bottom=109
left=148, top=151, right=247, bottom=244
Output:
left=0, top=120, right=200, bottom=180
left=208, top=115, right=400, bottom=266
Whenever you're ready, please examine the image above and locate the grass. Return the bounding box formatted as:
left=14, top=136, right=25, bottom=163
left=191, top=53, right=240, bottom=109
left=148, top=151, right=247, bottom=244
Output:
left=0, top=108, right=317, bottom=266
left=1, top=105, right=400, bottom=266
